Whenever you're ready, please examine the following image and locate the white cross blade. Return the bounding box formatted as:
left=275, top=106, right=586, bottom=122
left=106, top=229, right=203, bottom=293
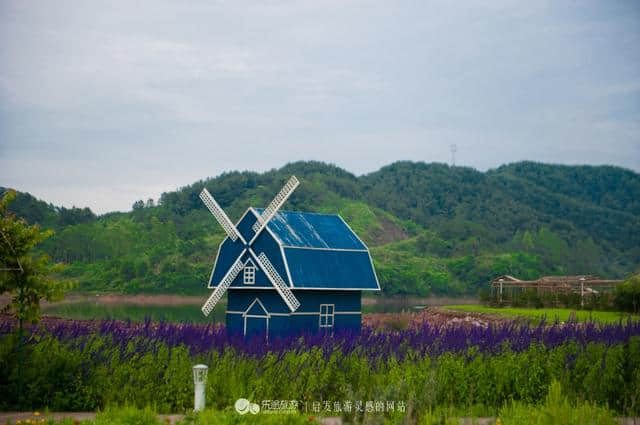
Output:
left=252, top=176, right=299, bottom=234
left=200, top=188, right=243, bottom=243
left=255, top=252, right=300, bottom=312
left=201, top=256, right=245, bottom=316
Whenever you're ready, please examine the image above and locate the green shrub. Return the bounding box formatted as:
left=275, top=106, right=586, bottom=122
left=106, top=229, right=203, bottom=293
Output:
left=614, top=274, right=640, bottom=313
left=1, top=335, right=640, bottom=419
left=497, top=380, right=618, bottom=425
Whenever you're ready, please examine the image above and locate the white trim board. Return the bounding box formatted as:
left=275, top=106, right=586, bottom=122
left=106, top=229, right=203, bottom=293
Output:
left=222, top=286, right=379, bottom=291
left=226, top=310, right=361, bottom=316
left=242, top=298, right=269, bottom=317
left=336, top=214, right=369, bottom=250
left=366, top=252, right=382, bottom=291
left=243, top=315, right=269, bottom=337
left=337, top=214, right=381, bottom=291
left=280, top=243, right=294, bottom=288
left=228, top=284, right=275, bottom=289
left=207, top=242, right=223, bottom=289
left=281, top=245, right=368, bottom=253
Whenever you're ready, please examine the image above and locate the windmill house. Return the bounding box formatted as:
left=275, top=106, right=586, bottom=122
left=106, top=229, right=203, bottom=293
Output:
left=199, top=176, right=380, bottom=338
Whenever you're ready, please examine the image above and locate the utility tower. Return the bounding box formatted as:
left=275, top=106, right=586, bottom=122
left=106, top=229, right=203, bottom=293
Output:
left=450, top=144, right=457, bottom=166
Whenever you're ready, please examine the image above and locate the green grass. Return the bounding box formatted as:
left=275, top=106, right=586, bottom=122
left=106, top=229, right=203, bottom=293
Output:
left=422, top=381, right=619, bottom=425
left=4, top=382, right=620, bottom=425
left=494, top=380, right=618, bottom=425
left=444, top=305, right=639, bottom=323
left=0, top=407, right=320, bottom=425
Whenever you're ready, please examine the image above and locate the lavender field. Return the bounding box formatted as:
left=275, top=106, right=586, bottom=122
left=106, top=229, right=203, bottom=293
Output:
left=1, top=315, right=639, bottom=421
left=2, top=315, right=639, bottom=358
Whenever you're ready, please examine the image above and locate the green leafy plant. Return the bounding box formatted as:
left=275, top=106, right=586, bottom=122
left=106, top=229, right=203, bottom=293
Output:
left=0, top=190, right=69, bottom=328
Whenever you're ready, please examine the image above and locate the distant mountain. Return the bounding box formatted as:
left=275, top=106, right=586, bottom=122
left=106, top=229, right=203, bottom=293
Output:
left=3, top=161, right=639, bottom=296
left=0, top=189, right=97, bottom=229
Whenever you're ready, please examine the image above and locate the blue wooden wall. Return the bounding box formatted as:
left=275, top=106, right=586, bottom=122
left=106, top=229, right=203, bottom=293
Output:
left=226, top=289, right=362, bottom=337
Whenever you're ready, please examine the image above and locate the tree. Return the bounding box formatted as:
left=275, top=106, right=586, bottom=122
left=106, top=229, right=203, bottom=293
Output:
left=1, top=189, right=69, bottom=402
left=0, top=190, right=68, bottom=330
left=613, top=274, right=640, bottom=314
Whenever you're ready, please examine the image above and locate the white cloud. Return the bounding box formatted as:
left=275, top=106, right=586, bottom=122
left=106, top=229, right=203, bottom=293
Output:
left=1, top=0, right=638, bottom=213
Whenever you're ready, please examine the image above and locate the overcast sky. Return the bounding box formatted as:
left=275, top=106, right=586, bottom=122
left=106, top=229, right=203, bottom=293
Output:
left=1, top=1, right=639, bottom=214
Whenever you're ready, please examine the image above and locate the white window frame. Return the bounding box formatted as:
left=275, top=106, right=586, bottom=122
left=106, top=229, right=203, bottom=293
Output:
left=319, top=304, right=335, bottom=328
left=243, top=264, right=255, bottom=285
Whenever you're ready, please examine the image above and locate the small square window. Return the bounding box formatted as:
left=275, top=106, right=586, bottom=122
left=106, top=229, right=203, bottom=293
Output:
left=243, top=266, right=255, bottom=285
left=319, top=304, right=334, bottom=328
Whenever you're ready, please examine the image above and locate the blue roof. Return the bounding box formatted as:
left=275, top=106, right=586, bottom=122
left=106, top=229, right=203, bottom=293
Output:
left=256, top=209, right=366, bottom=250
left=209, top=208, right=380, bottom=291
left=255, top=209, right=379, bottom=291
left=284, top=248, right=379, bottom=290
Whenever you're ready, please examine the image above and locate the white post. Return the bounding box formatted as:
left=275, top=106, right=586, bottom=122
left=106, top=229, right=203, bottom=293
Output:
left=499, top=279, right=504, bottom=304
left=193, top=364, right=208, bottom=412
left=580, top=277, right=585, bottom=308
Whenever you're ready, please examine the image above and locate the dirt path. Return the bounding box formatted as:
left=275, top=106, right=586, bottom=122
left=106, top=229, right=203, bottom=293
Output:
left=0, top=412, right=185, bottom=424
left=0, top=412, right=347, bottom=425
left=362, top=306, right=520, bottom=330
left=1, top=412, right=636, bottom=425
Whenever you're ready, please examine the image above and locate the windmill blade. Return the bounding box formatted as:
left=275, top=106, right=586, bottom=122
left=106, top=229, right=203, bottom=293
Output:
left=202, top=256, right=245, bottom=316
left=252, top=176, right=299, bottom=234
left=200, top=188, right=243, bottom=243
left=255, top=252, right=300, bottom=312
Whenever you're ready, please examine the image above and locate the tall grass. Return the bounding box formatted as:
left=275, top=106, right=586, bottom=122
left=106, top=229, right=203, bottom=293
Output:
left=445, top=305, right=638, bottom=323
left=0, top=382, right=621, bottom=425
left=1, top=332, right=639, bottom=418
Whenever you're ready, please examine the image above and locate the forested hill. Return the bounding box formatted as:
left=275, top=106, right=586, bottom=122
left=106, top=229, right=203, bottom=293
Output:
left=3, top=161, right=639, bottom=296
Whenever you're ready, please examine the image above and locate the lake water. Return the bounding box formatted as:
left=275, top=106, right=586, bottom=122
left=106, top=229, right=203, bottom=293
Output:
left=43, top=301, right=225, bottom=324
left=41, top=295, right=477, bottom=324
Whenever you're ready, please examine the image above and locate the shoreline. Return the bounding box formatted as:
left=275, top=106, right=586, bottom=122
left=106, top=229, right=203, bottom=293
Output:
left=1, top=294, right=481, bottom=309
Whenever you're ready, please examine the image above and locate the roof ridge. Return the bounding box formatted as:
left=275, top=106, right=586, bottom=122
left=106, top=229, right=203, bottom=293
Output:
left=282, top=245, right=369, bottom=252
left=253, top=207, right=341, bottom=217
